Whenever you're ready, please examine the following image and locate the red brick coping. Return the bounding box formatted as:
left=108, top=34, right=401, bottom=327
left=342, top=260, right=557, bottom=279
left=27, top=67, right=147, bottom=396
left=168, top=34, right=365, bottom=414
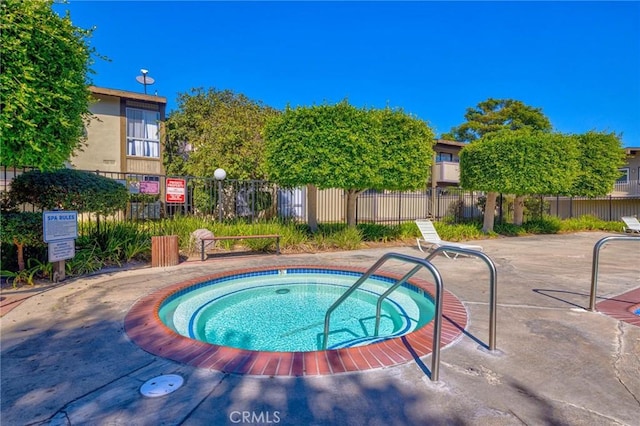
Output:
left=596, top=286, right=640, bottom=327
left=124, top=265, right=467, bottom=376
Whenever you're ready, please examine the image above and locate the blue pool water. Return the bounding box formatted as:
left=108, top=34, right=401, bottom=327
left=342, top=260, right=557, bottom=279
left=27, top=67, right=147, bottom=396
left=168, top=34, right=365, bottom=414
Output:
left=159, top=268, right=436, bottom=352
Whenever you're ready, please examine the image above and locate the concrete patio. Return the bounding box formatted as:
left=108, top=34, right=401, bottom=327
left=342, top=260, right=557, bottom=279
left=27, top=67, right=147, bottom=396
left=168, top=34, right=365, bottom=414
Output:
left=1, top=231, right=639, bottom=425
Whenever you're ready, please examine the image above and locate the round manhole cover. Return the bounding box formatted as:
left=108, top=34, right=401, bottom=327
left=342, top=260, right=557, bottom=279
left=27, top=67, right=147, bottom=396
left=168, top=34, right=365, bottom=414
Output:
left=140, top=374, right=184, bottom=398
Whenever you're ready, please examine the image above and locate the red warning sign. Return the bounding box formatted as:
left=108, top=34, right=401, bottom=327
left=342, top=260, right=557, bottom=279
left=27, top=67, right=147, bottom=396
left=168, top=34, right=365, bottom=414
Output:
left=165, top=178, right=186, bottom=203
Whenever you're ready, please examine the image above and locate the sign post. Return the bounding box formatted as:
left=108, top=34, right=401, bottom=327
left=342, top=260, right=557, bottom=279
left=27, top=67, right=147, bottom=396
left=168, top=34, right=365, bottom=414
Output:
left=43, top=211, right=78, bottom=282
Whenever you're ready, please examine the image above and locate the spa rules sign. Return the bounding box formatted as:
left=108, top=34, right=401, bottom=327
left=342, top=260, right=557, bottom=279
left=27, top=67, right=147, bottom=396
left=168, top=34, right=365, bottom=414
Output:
left=43, top=211, right=78, bottom=243
left=43, top=211, right=78, bottom=262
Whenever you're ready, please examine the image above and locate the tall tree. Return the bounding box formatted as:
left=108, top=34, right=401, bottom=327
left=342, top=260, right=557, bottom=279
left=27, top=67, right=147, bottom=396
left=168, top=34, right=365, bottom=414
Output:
left=442, top=98, right=552, bottom=142
left=460, top=129, right=579, bottom=231
left=570, top=131, right=626, bottom=197
left=264, top=102, right=435, bottom=228
left=0, top=0, right=96, bottom=169
left=164, top=88, right=279, bottom=179
left=446, top=98, right=553, bottom=229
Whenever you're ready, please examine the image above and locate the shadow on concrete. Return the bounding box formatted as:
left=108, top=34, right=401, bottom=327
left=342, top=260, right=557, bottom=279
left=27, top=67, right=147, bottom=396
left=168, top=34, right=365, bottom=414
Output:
left=532, top=288, right=591, bottom=309
left=532, top=288, right=637, bottom=311
left=443, top=313, right=489, bottom=351
left=399, top=336, right=433, bottom=378
left=184, top=372, right=468, bottom=426
left=2, top=295, right=469, bottom=425
left=506, top=379, right=573, bottom=426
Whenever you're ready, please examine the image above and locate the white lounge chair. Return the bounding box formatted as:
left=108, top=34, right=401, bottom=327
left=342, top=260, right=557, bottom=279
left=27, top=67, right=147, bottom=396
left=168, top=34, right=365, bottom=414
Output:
left=621, top=216, right=640, bottom=234
left=415, top=219, right=483, bottom=259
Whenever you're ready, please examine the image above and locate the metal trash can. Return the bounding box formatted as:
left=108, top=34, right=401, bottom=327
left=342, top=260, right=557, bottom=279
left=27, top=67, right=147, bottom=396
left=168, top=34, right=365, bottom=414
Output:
left=151, top=235, right=180, bottom=267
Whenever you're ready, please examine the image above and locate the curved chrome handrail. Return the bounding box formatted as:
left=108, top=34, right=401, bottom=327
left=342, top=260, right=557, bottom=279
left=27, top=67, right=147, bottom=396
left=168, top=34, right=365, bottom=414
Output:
left=426, top=246, right=498, bottom=351
left=589, top=235, right=640, bottom=311
left=322, top=252, right=444, bottom=381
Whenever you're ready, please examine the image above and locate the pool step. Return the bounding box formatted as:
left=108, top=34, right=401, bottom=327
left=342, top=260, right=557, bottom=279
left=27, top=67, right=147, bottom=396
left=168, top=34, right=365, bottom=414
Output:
left=328, top=334, right=393, bottom=349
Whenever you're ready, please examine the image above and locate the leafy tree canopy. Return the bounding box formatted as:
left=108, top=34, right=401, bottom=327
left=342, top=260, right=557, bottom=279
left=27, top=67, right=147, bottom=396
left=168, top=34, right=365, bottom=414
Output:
left=0, top=212, right=44, bottom=247
left=460, top=129, right=579, bottom=195
left=264, top=101, right=434, bottom=191
left=442, top=98, right=552, bottom=142
left=375, top=108, right=436, bottom=189
left=570, top=131, right=626, bottom=197
left=9, top=169, right=128, bottom=214
left=164, top=87, right=280, bottom=179
left=0, top=0, right=95, bottom=169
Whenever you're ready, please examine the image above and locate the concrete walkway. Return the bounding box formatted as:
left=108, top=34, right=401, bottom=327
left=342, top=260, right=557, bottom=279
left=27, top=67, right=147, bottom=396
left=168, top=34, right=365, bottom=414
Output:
left=1, top=232, right=639, bottom=425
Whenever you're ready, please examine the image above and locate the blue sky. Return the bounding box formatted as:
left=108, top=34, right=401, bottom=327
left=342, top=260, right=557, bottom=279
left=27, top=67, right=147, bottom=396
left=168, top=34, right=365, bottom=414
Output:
left=56, top=1, right=640, bottom=146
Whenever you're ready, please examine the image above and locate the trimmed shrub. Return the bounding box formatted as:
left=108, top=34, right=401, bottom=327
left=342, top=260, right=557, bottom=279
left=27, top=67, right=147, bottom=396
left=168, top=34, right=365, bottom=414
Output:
left=9, top=168, right=128, bottom=214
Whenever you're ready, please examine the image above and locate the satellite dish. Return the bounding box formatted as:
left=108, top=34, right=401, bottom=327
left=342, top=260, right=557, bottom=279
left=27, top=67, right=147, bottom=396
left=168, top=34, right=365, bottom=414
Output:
left=136, top=75, right=155, bottom=85
left=136, top=69, right=155, bottom=94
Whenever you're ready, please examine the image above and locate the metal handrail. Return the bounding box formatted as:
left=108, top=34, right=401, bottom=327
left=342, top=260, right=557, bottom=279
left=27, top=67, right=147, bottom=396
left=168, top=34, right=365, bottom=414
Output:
left=426, top=246, right=498, bottom=351
left=322, top=252, right=445, bottom=381
left=589, top=235, right=640, bottom=311
left=373, top=267, right=423, bottom=336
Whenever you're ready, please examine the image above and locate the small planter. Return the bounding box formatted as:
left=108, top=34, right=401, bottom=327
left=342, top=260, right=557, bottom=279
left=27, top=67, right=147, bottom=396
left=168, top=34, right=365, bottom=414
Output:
left=151, top=235, right=179, bottom=267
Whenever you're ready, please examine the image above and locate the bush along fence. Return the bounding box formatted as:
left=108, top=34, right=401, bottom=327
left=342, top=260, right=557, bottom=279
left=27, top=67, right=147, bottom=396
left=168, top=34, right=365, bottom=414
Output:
left=2, top=166, right=639, bottom=227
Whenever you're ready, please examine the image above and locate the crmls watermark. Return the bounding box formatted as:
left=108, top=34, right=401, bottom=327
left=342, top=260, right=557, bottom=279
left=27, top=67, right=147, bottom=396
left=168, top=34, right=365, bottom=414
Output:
left=229, top=410, right=281, bottom=424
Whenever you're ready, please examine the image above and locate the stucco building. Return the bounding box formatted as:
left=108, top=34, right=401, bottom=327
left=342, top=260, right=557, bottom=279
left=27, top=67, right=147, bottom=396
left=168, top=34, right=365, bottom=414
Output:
left=71, top=86, right=167, bottom=178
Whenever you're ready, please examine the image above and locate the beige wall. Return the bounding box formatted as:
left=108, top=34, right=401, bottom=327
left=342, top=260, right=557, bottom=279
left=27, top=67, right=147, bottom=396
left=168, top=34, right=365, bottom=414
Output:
left=313, top=189, right=482, bottom=222
left=357, top=192, right=431, bottom=221
left=127, top=158, right=163, bottom=175
left=624, top=154, right=639, bottom=184
left=548, top=198, right=640, bottom=221
left=434, top=162, right=460, bottom=183
left=71, top=95, right=122, bottom=172
left=316, top=188, right=345, bottom=222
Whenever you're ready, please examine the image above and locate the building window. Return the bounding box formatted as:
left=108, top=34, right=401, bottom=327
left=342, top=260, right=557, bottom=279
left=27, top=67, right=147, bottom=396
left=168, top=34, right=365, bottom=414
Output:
left=436, top=152, right=459, bottom=162
left=616, top=168, right=629, bottom=184
left=127, top=174, right=160, bottom=182
left=126, top=108, right=160, bottom=158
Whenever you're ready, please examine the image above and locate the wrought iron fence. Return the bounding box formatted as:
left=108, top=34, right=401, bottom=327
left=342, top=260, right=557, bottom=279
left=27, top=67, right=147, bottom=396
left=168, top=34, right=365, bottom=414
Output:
left=2, top=166, right=638, bottom=226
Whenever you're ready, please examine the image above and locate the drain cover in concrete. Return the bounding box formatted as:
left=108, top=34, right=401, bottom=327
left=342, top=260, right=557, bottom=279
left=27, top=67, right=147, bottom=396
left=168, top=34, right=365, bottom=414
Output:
left=140, top=374, right=184, bottom=397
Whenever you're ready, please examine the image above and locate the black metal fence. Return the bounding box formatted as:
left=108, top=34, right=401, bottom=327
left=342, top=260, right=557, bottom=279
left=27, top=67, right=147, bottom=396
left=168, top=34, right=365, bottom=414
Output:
left=2, top=166, right=638, bottom=226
